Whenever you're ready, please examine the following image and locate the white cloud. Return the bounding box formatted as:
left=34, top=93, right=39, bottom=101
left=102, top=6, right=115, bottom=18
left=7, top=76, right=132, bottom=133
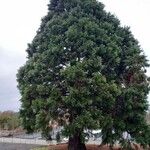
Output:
left=0, top=0, right=49, bottom=51
left=0, top=0, right=49, bottom=111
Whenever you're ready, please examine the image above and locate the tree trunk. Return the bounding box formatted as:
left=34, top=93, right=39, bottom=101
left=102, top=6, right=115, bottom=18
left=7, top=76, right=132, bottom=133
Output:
left=68, top=133, right=86, bottom=150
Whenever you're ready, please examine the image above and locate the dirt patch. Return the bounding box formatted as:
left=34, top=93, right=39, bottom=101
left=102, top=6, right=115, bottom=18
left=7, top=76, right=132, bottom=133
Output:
left=48, top=144, right=144, bottom=150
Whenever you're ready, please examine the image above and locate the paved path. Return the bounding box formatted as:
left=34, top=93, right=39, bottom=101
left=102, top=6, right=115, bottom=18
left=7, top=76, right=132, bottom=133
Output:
left=0, top=137, right=101, bottom=150
left=0, top=143, right=43, bottom=150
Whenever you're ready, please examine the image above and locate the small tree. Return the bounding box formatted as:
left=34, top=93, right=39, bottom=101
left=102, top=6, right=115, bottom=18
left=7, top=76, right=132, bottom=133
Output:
left=17, top=0, right=150, bottom=149
left=0, top=111, right=21, bottom=130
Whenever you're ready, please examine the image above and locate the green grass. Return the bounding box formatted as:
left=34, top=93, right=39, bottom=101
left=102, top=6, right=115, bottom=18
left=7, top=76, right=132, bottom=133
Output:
left=31, top=146, right=48, bottom=150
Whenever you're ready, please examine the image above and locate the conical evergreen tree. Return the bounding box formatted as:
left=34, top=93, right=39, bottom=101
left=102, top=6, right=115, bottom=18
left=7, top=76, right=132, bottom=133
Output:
left=17, top=0, right=150, bottom=149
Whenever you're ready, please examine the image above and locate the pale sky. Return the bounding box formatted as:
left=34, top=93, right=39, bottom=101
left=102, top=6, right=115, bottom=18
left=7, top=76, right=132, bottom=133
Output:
left=0, top=0, right=150, bottom=111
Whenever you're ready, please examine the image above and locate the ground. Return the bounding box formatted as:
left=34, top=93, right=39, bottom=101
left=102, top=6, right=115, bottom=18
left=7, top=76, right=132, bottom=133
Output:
left=31, top=147, right=47, bottom=150
left=48, top=144, right=144, bottom=150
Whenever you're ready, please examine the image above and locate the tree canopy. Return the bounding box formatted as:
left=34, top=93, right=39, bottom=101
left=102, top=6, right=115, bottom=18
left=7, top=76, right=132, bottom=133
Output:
left=17, top=0, right=150, bottom=149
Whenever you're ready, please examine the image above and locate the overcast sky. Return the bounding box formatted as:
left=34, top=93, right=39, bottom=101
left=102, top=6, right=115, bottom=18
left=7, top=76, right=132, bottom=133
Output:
left=0, top=0, right=150, bottom=111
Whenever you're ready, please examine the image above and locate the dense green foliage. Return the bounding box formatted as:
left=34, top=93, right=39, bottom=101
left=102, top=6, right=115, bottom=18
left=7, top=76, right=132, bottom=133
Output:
left=17, top=0, right=150, bottom=149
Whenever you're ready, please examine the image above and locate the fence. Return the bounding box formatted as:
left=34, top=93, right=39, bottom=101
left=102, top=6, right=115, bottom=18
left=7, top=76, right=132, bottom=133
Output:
left=0, top=137, right=57, bottom=145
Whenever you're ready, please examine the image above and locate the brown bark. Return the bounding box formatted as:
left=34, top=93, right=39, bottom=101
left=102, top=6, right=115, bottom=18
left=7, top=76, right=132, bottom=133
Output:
left=68, top=133, right=86, bottom=150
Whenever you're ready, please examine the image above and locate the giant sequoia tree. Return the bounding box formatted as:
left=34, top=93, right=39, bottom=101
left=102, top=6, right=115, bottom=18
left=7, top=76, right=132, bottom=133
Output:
left=17, top=0, right=150, bottom=149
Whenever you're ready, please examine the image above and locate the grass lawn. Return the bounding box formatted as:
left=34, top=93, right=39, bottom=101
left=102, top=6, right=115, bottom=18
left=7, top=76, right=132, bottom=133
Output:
left=31, top=146, right=48, bottom=150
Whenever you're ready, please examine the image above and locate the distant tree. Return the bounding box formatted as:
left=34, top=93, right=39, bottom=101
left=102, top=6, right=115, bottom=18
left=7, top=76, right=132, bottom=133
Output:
left=17, top=0, right=150, bottom=149
left=0, top=111, right=21, bottom=130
